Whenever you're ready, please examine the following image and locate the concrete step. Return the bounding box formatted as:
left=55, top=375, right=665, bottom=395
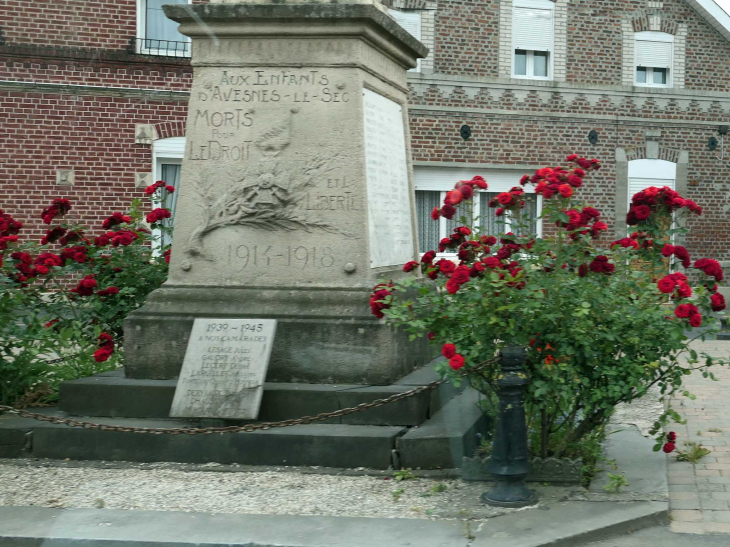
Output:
left=58, top=361, right=459, bottom=427
left=0, top=387, right=485, bottom=470
left=0, top=502, right=668, bottom=547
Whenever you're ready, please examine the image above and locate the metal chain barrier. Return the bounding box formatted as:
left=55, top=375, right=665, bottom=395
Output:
left=0, top=357, right=499, bottom=436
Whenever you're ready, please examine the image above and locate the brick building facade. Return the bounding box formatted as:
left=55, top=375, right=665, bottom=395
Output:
left=1, top=0, right=729, bottom=264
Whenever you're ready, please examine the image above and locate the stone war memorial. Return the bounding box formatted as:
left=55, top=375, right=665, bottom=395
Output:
left=46, top=0, right=488, bottom=472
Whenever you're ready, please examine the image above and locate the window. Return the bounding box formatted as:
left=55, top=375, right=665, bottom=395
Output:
left=414, top=167, right=542, bottom=256
left=389, top=9, right=422, bottom=72
left=634, top=32, right=673, bottom=88
left=137, top=0, right=191, bottom=57
left=152, top=137, right=185, bottom=252
left=512, top=1, right=554, bottom=80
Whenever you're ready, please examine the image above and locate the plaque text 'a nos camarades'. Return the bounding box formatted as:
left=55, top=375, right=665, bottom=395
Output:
left=183, top=69, right=359, bottom=262
left=170, top=319, right=277, bottom=419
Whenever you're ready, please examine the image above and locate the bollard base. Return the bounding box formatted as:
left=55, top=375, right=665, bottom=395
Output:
left=481, top=476, right=538, bottom=508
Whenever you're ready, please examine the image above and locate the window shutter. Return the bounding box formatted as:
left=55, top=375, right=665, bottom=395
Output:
left=513, top=7, right=553, bottom=52
left=389, top=10, right=422, bottom=41
left=635, top=40, right=673, bottom=69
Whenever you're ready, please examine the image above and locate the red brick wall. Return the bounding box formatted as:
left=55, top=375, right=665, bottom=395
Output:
left=0, top=92, right=188, bottom=241
left=408, top=109, right=730, bottom=260
left=3, top=0, right=137, bottom=50
left=2, top=0, right=211, bottom=51
left=434, top=0, right=500, bottom=77
left=565, top=0, right=730, bottom=89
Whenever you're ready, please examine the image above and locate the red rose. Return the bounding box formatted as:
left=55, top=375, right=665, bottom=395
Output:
left=34, top=253, right=63, bottom=269
left=165, top=185, right=176, bottom=193
left=456, top=226, right=472, bottom=236
left=449, top=354, right=465, bottom=371
left=519, top=175, right=529, bottom=185
left=403, top=260, right=419, bottom=273
left=667, top=432, right=677, bottom=442
left=442, top=344, right=457, bottom=359
left=711, top=293, right=726, bottom=312
left=437, top=259, right=456, bottom=275
left=471, top=175, right=488, bottom=189
left=41, top=226, right=67, bottom=245
left=633, top=205, right=652, bottom=220
left=451, top=266, right=471, bottom=284
left=446, top=190, right=462, bottom=206
left=567, top=175, right=583, bottom=188
left=566, top=154, right=578, bottom=162
left=674, top=246, right=690, bottom=268
left=94, top=346, right=114, bottom=363
left=661, top=244, right=675, bottom=257
left=674, top=304, right=695, bottom=319
left=657, top=277, right=676, bottom=294
left=441, top=205, right=456, bottom=219
left=676, top=283, right=692, bottom=299
left=558, top=184, right=573, bottom=198
left=144, top=185, right=157, bottom=195
left=430, top=207, right=441, bottom=221
left=689, top=314, right=703, bottom=328
left=446, top=278, right=461, bottom=294
left=421, top=250, right=436, bottom=264
left=497, top=192, right=513, bottom=206
left=97, top=286, right=120, bottom=297
left=482, top=236, right=497, bottom=246
left=662, top=442, right=676, bottom=454
left=483, top=257, right=501, bottom=269
left=458, top=185, right=474, bottom=199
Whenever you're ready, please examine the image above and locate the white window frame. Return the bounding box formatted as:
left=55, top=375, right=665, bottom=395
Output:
left=414, top=167, right=543, bottom=258
left=634, top=31, right=674, bottom=88
left=389, top=9, right=423, bottom=73
left=511, top=0, right=555, bottom=81
left=136, top=0, right=192, bottom=57
left=150, top=137, right=185, bottom=255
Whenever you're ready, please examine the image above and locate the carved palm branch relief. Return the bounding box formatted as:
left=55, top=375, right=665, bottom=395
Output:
left=186, top=154, right=356, bottom=260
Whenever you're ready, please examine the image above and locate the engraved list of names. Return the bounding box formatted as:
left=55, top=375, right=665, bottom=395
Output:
left=363, top=89, right=415, bottom=269
left=170, top=318, right=277, bottom=419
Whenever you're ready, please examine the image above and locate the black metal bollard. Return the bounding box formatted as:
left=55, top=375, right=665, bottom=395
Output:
left=481, top=345, right=537, bottom=507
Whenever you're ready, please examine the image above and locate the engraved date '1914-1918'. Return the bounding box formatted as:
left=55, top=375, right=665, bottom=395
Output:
left=185, top=106, right=357, bottom=260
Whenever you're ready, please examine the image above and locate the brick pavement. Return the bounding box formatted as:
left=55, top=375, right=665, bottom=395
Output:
left=667, top=340, right=730, bottom=534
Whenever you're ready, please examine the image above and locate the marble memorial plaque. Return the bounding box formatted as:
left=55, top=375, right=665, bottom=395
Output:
left=170, top=318, right=277, bottom=419
left=363, top=88, right=415, bottom=269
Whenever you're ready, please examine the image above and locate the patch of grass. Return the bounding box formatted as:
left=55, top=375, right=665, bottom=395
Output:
left=393, top=468, right=416, bottom=481
left=708, top=428, right=722, bottom=433
left=392, top=488, right=404, bottom=501
left=676, top=442, right=711, bottom=464
left=603, top=473, right=629, bottom=493
left=431, top=483, right=448, bottom=494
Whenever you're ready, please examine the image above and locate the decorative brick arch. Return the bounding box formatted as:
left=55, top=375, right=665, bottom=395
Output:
left=631, top=13, right=680, bottom=35
left=154, top=121, right=186, bottom=141
left=624, top=145, right=682, bottom=163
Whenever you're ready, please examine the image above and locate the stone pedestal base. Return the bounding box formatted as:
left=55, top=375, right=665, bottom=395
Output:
left=124, top=285, right=429, bottom=384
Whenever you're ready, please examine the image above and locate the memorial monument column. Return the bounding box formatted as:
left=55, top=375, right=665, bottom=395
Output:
left=124, top=0, right=430, bottom=385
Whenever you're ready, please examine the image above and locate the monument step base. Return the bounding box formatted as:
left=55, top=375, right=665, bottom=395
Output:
left=58, top=360, right=458, bottom=427
left=0, top=389, right=487, bottom=470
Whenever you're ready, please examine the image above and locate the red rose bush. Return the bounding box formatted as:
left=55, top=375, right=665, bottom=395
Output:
left=372, top=156, right=727, bottom=459
left=1, top=191, right=173, bottom=407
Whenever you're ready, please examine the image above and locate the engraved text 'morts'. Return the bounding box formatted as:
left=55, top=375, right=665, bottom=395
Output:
left=193, top=109, right=254, bottom=129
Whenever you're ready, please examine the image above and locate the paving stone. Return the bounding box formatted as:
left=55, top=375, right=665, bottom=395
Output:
left=700, top=500, right=729, bottom=511
left=670, top=521, right=706, bottom=534
left=672, top=510, right=702, bottom=522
